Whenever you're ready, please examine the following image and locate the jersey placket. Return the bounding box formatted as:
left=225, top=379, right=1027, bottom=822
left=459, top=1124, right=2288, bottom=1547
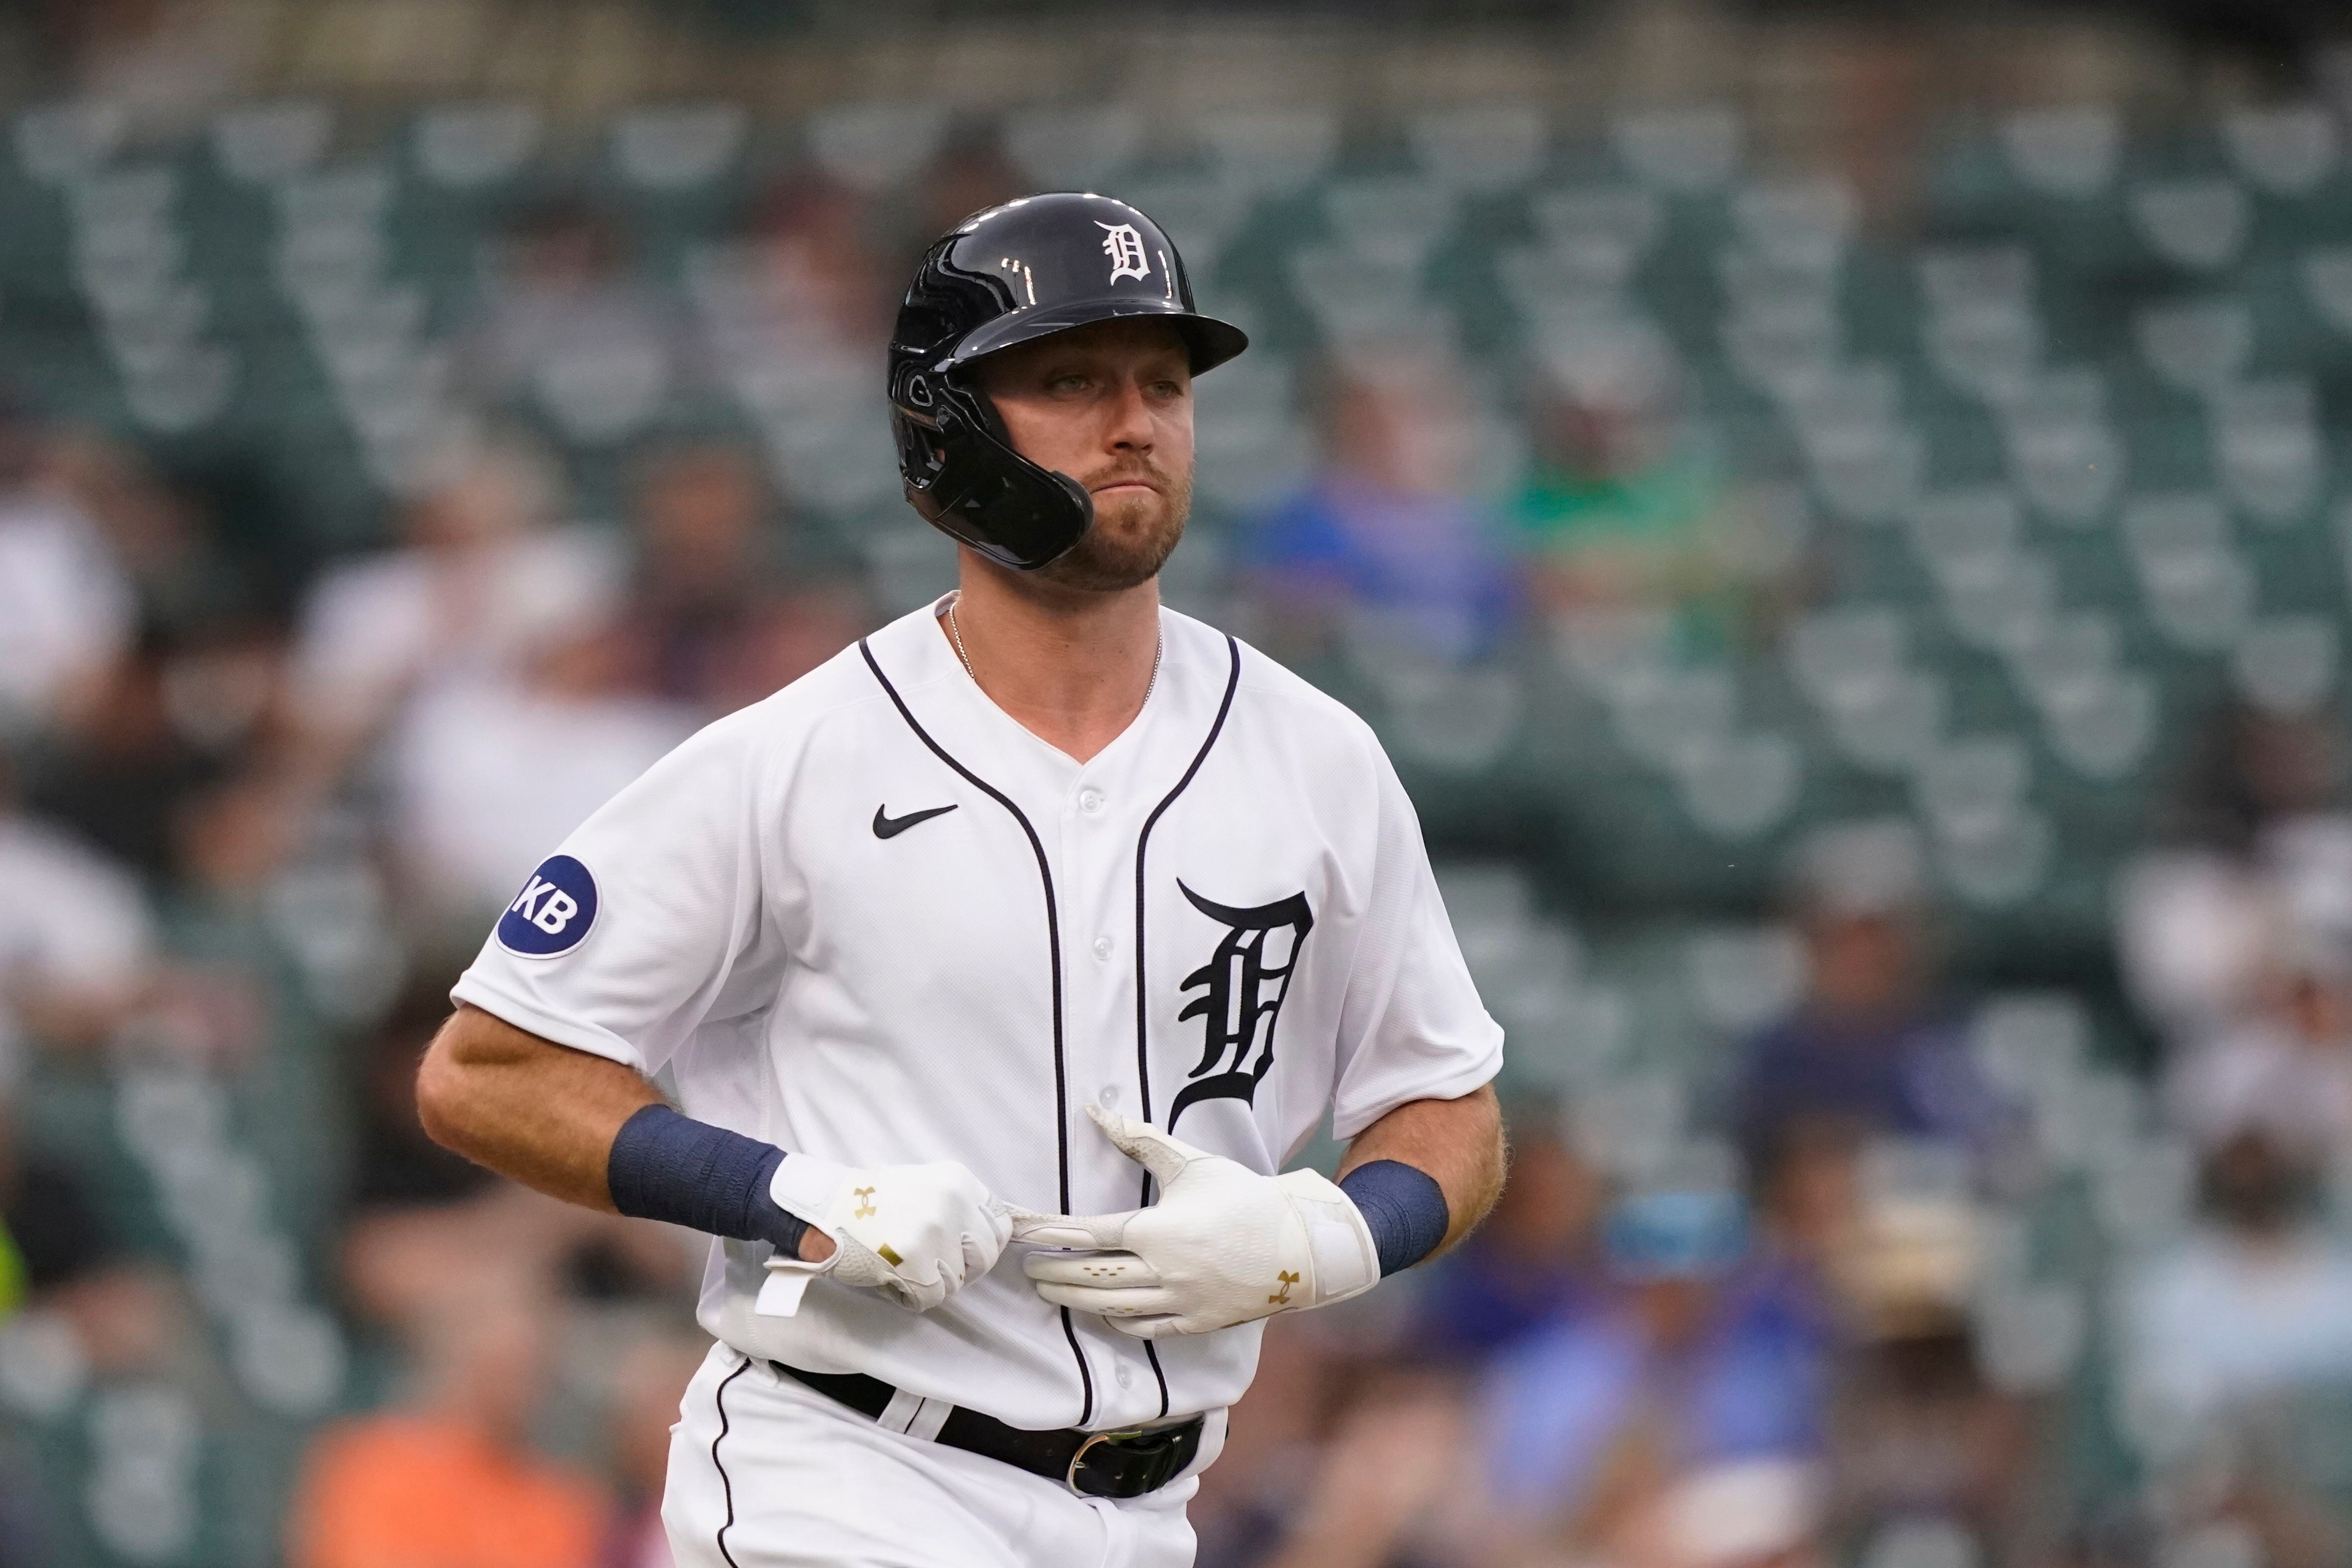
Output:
left=925, top=657, right=1181, bottom=1428
left=1051, top=740, right=1164, bottom=1423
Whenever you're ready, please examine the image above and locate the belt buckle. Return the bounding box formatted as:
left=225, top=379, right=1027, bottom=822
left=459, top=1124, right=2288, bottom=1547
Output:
left=1065, top=1429, right=1133, bottom=1497
left=1066, top=1421, right=1198, bottom=1498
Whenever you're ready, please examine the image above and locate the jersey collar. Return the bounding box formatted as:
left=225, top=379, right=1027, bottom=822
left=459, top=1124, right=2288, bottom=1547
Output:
left=861, top=596, right=1221, bottom=793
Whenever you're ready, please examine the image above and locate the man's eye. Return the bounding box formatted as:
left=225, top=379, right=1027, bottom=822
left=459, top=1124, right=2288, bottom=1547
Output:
left=1049, top=374, right=1089, bottom=393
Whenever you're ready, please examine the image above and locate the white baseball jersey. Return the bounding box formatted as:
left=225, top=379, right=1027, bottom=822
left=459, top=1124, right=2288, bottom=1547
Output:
left=453, top=597, right=1503, bottom=1432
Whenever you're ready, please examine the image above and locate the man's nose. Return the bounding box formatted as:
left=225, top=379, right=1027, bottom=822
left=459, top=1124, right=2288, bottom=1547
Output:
left=1104, top=379, right=1155, bottom=451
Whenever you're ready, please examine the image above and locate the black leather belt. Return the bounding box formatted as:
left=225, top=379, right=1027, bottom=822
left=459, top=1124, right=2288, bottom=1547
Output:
left=768, top=1361, right=1205, bottom=1498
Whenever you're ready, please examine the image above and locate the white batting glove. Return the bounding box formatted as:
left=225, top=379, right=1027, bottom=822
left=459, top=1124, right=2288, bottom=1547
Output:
left=761, top=1154, right=1013, bottom=1313
left=1010, top=1105, right=1380, bottom=1339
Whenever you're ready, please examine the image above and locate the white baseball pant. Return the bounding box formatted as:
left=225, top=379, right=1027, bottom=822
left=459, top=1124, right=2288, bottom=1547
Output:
left=663, top=1346, right=1219, bottom=1568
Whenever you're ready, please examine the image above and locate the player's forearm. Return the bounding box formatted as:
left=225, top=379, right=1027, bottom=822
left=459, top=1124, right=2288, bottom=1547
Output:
left=1338, top=1084, right=1506, bottom=1255
left=419, top=1005, right=840, bottom=1262
left=415, top=1003, right=662, bottom=1210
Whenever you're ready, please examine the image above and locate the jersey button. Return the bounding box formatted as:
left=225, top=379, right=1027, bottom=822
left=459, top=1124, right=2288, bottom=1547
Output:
left=1099, top=1084, right=1121, bottom=1108
left=1078, top=788, right=1105, bottom=814
left=1092, top=934, right=1113, bottom=960
left=1115, top=1363, right=1134, bottom=1389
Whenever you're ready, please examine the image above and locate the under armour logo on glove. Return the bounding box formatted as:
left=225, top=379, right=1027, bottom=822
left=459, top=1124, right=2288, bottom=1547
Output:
left=759, top=1156, right=1012, bottom=1317
left=1008, top=1106, right=1379, bottom=1339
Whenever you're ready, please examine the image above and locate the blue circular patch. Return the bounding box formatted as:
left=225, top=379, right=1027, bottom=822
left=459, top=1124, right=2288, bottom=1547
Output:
left=495, top=855, right=599, bottom=957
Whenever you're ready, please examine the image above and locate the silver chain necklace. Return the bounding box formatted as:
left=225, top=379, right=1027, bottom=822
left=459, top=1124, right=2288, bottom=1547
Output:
left=946, top=591, right=1162, bottom=708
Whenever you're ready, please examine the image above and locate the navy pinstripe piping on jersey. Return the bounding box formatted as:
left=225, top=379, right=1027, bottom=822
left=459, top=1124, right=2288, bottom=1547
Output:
left=858, top=638, right=1096, bottom=1429
left=1131, top=633, right=1242, bottom=1420
left=711, top=1353, right=752, bottom=1568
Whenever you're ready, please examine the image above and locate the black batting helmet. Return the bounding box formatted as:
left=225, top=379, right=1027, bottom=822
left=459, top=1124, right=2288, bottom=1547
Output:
left=887, top=192, right=1249, bottom=571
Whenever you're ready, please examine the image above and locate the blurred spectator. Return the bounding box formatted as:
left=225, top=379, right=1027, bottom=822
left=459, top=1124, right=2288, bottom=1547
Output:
left=342, top=979, right=692, bottom=1332
left=696, top=578, right=873, bottom=716
left=384, top=623, right=692, bottom=927
left=463, top=196, right=688, bottom=446
left=2163, top=1442, right=2347, bottom=1568
left=288, top=438, right=622, bottom=783
left=1745, top=1126, right=2038, bottom=1563
left=1728, top=822, right=2015, bottom=1180
left=171, top=764, right=310, bottom=908
left=342, top=977, right=497, bottom=1266
left=0, top=1103, right=111, bottom=1314
left=2161, top=703, right=2347, bottom=854
left=601, top=1327, right=709, bottom=1568
left=2116, top=703, right=2350, bottom=1040
left=626, top=441, right=771, bottom=701
left=10, top=438, right=294, bottom=886
left=2165, top=925, right=2352, bottom=1158
left=6, top=732, right=281, bottom=1080
left=1239, top=340, right=1519, bottom=667
left=615, top=439, right=869, bottom=712
left=1251, top=1371, right=1474, bottom=1568
left=696, top=173, right=892, bottom=386
left=1830, top=1331, right=2032, bottom=1565
left=0, top=1080, right=177, bottom=1378
left=1748, top=1118, right=1863, bottom=1283
left=288, top=1279, right=609, bottom=1568
left=0, top=753, right=157, bottom=1067
left=2117, top=1124, right=2352, bottom=1432
left=1194, top=1312, right=1476, bottom=1568
left=1474, top=1188, right=1829, bottom=1565
left=1511, top=325, right=1730, bottom=630
left=1409, top=1104, right=1603, bottom=1366
left=1604, top=1457, right=1826, bottom=1568
left=47, top=435, right=266, bottom=650
left=24, top=617, right=286, bottom=885
left=2116, top=1120, right=2352, bottom=1568
left=1818, top=1157, right=2040, bottom=1564
left=1191, top=1314, right=1343, bottom=1568
left=0, top=397, right=133, bottom=738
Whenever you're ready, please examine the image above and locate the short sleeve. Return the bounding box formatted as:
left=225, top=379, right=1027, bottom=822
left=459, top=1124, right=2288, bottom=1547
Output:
left=451, top=711, right=785, bottom=1077
left=1327, top=738, right=1504, bottom=1140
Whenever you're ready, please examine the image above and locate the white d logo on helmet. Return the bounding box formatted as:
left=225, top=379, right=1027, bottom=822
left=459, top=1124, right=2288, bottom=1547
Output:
left=1096, top=221, right=1151, bottom=284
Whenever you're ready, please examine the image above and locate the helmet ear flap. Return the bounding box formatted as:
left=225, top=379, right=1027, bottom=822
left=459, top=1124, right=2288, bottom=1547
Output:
left=889, top=369, right=1094, bottom=571
left=888, top=368, right=949, bottom=493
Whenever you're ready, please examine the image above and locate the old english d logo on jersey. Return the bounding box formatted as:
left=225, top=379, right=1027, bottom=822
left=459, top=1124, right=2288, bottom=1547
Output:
left=1168, top=882, right=1314, bottom=1131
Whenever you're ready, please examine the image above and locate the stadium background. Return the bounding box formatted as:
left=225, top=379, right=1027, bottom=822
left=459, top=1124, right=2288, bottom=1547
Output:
left=6, top=1, right=2352, bottom=1564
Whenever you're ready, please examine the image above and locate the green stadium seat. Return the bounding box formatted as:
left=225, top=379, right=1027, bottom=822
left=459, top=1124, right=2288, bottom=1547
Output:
left=210, top=101, right=333, bottom=187
left=410, top=101, right=543, bottom=191
left=1610, top=105, right=1742, bottom=196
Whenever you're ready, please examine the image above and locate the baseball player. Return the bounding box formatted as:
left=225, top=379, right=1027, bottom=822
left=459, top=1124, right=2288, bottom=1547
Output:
left=418, top=192, right=1506, bottom=1568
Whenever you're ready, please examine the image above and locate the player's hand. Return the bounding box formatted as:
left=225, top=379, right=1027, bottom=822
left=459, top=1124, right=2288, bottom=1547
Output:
left=1009, top=1105, right=1379, bottom=1338
left=764, top=1155, right=1013, bottom=1312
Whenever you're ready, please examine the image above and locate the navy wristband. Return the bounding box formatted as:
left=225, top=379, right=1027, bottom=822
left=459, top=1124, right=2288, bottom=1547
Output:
left=1338, top=1159, right=1450, bottom=1277
left=607, top=1104, right=810, bottom=1257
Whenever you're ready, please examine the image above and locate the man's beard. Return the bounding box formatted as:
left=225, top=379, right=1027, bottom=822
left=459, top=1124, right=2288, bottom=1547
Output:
left=1037, top=462, right=1193, bottom=592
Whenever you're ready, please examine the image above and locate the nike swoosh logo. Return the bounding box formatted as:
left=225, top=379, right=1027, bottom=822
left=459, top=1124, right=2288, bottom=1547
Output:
left=873, top=803, right=959, bottom=839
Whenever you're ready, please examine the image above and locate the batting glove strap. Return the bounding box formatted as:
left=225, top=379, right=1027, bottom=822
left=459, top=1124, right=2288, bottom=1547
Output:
left=762, top=1154, right=1013, bottom=1314
left=1012, top=1105, right=1380, bottom=1339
